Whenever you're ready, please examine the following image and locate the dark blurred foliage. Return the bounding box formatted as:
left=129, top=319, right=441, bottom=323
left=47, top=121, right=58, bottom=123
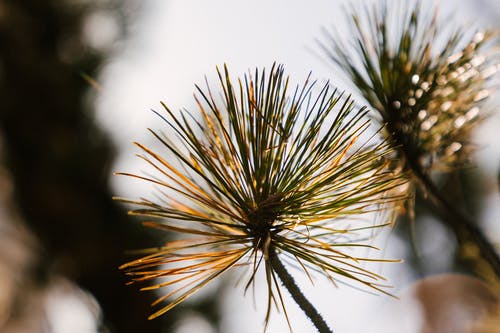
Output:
left=0, top=1, right=220, bottom=332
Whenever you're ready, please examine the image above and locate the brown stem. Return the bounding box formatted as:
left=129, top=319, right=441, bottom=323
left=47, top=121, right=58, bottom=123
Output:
left=269, top=249, right=333, bottom=333
left=411, top=161, right=500, bottom=277
left=387, top=116, right=500, bottom=278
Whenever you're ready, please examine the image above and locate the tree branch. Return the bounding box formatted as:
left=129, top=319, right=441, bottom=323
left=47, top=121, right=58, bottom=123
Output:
left=411, top=160, right=500, bottom=278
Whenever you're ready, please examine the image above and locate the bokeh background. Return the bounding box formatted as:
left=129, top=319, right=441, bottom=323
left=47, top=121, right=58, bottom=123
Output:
left=0, top=0, right=499, bottom=332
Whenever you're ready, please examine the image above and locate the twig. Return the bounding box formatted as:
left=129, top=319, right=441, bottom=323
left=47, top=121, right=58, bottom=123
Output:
left=410, top=159, right=500, bottom=277
left=269, top=249, right=333, bottom=333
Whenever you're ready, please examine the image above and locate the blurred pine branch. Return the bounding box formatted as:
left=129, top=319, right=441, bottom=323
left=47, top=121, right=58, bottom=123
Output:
left=319, top=1, right=500, bottom=279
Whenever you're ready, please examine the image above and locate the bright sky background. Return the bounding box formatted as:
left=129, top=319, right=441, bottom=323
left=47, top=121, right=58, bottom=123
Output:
left=92, top=1, right=500, bottom=332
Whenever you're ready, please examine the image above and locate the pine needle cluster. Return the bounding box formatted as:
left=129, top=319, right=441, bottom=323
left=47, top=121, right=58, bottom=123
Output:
left=117, top=64, right=404, bottom=329
left=320, top=2, right=498, bottom=182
